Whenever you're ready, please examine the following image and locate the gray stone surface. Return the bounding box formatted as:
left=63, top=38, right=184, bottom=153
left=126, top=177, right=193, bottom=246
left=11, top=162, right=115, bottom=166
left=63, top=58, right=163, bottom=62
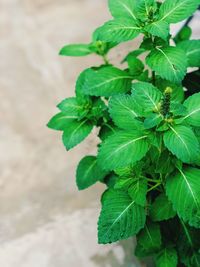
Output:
left=0, top=0, right=199, bottom=266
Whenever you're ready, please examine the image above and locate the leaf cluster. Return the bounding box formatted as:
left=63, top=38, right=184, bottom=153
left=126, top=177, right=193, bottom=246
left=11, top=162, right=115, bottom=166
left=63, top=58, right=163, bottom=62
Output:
left=48, top=0, right=200, bottom=266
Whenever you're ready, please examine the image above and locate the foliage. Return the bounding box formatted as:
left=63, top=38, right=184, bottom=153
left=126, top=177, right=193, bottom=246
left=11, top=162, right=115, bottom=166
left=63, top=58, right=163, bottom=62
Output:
left=48, top=0, right=200, bottom=266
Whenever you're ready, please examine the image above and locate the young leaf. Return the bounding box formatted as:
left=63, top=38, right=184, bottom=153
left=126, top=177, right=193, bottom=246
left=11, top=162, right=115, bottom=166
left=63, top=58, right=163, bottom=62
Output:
left=182, top=92, right=200, bottom=126
left=136, top=222, right=162, bottom=255
left=108, top=0, right=138, bottom=20
left=166, top=167, right=200, bottom=228
left=150, top=193, right=176, bottom=222
left=177, top=40, right=200, bottom=67
left=62, top=120, right=93, bottom=150
left=144, top=20, right=169, bottom=40
left=155, top=248, right=178, bottom=267
left=97, top=19, right=141, bottom=43
left=144, top=113, right=163, bottom=129
left=83, top=66, right=132, bottom=97
left=47, top=112, right=78, bottom=131
left=146, top=46, right=187, bottom=83
left=59, top=44, right=92, bottom=57
left=98, top=189, right=146, bottom=244
left=126, top=56, right=144, bottom=77
left=98, top=130, right=149, bottom=171
left=128, top=178, right=148, bottom=206
left=76, top=156, right=107, bottom=190
left=158, top=0, right=200, bottom=24
left=135, top=0, right=157, bottom=18
left=109, top=94, right=143, bottom=130
left=57, top=97, right=83, bottom=115
left=163, top=125, right=200, bottom=164
left=132, top=82, right=162, bottom=115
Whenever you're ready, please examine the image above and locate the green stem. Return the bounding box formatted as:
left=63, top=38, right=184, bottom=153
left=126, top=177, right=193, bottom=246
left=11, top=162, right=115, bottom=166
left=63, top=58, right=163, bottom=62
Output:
left=147, top=178, right=161, bottom=183
left=102, top=54, right=109, bottom=65
left=147, top=182, right=162, bottom=192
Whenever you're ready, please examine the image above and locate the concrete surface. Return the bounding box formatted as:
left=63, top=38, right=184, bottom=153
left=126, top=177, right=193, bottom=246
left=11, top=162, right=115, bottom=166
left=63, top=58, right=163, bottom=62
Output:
left=0, top=0, right=199, bottom=267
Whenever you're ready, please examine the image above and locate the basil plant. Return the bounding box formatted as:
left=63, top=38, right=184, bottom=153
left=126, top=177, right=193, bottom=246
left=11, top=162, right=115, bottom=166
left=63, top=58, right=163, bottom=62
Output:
left=48, top=0, right=200, bottom=266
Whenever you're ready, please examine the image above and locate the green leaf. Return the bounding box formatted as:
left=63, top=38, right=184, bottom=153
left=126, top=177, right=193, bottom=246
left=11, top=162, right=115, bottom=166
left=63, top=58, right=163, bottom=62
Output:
left=182, top=93, right=200, bottom=126
left=97, top=19, right=141, bottom=43
left=59, top=44, right=92, bottom=56
left=98, top=189, right=146, bottom=244
left=177, top=40, right=200, bottom=67
left=136, top=222, right=162, bottom=256
left=174, top=26, right=192, bottom=44
left=57, top=97, right=83, bottom=115
left=98, top=123, right=117, bottom=141
left=123, top=49, right=146, bottom=62
left=132, top=82, right=162, bottom=115
left=128, top=178, right=148, bottom=206
left=146, top=46, right=187, bottom=83
left=150, top=193, right=176, bottom=222
left=115, top=177, right=147, bottom=206
left=109, top=94, right=143, bottom=130
left=158, top=0, right=200, bottom=23
left=76, top=156, right=107, bottom=190
left=155, top=248, right=178, bottom=267
left=155, top=150, right=175, bottom=174
left=144, top=113, right=163, bottom=129
left=164, top=125, right=200, bottom=164
left=166, top=167, right=200, bottom=228
left=47, top=112, right=78, bottom=131
left=144, top=20, right=169, bottom=40
left=98, top=130, right=149, bottom=171
left=108, top=0, right=138, bottom=19
left=83, top=66, right=132, bottom=97
left=104, top=174, right=119, bottom=189
left=75, top=68, right=92, bottom=99
left=135, top=0, right=157, bottom=18
left=126, top=56, right=144, bottom=76
left=62, top=120, right=93, bottom=150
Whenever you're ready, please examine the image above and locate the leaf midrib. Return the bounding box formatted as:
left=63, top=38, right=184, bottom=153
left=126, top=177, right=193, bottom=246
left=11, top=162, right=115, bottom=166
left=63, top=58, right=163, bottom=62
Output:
left=183, top=107, right=200, bottom=120
left=88, top=75, right=132, bottom=90
left=187, top=48, right=200, bottom=56
left=108, top=135, right=147, bottom=159
left=160, top=0, right=190, bottom=21
left=58, top=115, right=78, bottom=120
left=82, top=159, right=97, bottom=181
left=156, top=47, right=178, bottom=79
left=118, top=98, right=138, bottom=117
left=102, top=199, right=136, bottom=240
left=178, top=168, right=199, bottom=209
left=119, top=1, right=137, bottom=19
left=169, top=125, right=191, bottom=158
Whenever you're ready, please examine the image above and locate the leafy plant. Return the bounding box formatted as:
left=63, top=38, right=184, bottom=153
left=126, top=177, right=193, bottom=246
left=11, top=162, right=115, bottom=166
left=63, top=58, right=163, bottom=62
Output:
left=48, top=0, right=200, bottom=266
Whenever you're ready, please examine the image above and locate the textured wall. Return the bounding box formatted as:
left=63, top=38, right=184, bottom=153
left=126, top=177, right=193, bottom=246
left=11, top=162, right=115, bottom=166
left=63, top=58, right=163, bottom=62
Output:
left=0, top=0, right=199, bottom=266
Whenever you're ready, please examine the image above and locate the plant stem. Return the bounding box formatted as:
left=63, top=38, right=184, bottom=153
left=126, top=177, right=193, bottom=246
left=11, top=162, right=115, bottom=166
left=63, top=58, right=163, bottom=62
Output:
left=147, top=182, right=162, bottom=192
left=147, top=178, right=160, bottom=183
left=102, top=54, right=109, bottom=65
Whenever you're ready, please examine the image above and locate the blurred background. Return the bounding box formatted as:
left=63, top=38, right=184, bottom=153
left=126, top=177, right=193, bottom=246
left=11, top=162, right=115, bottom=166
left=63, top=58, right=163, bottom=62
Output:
left=0, top=1, right=199, bottom=267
